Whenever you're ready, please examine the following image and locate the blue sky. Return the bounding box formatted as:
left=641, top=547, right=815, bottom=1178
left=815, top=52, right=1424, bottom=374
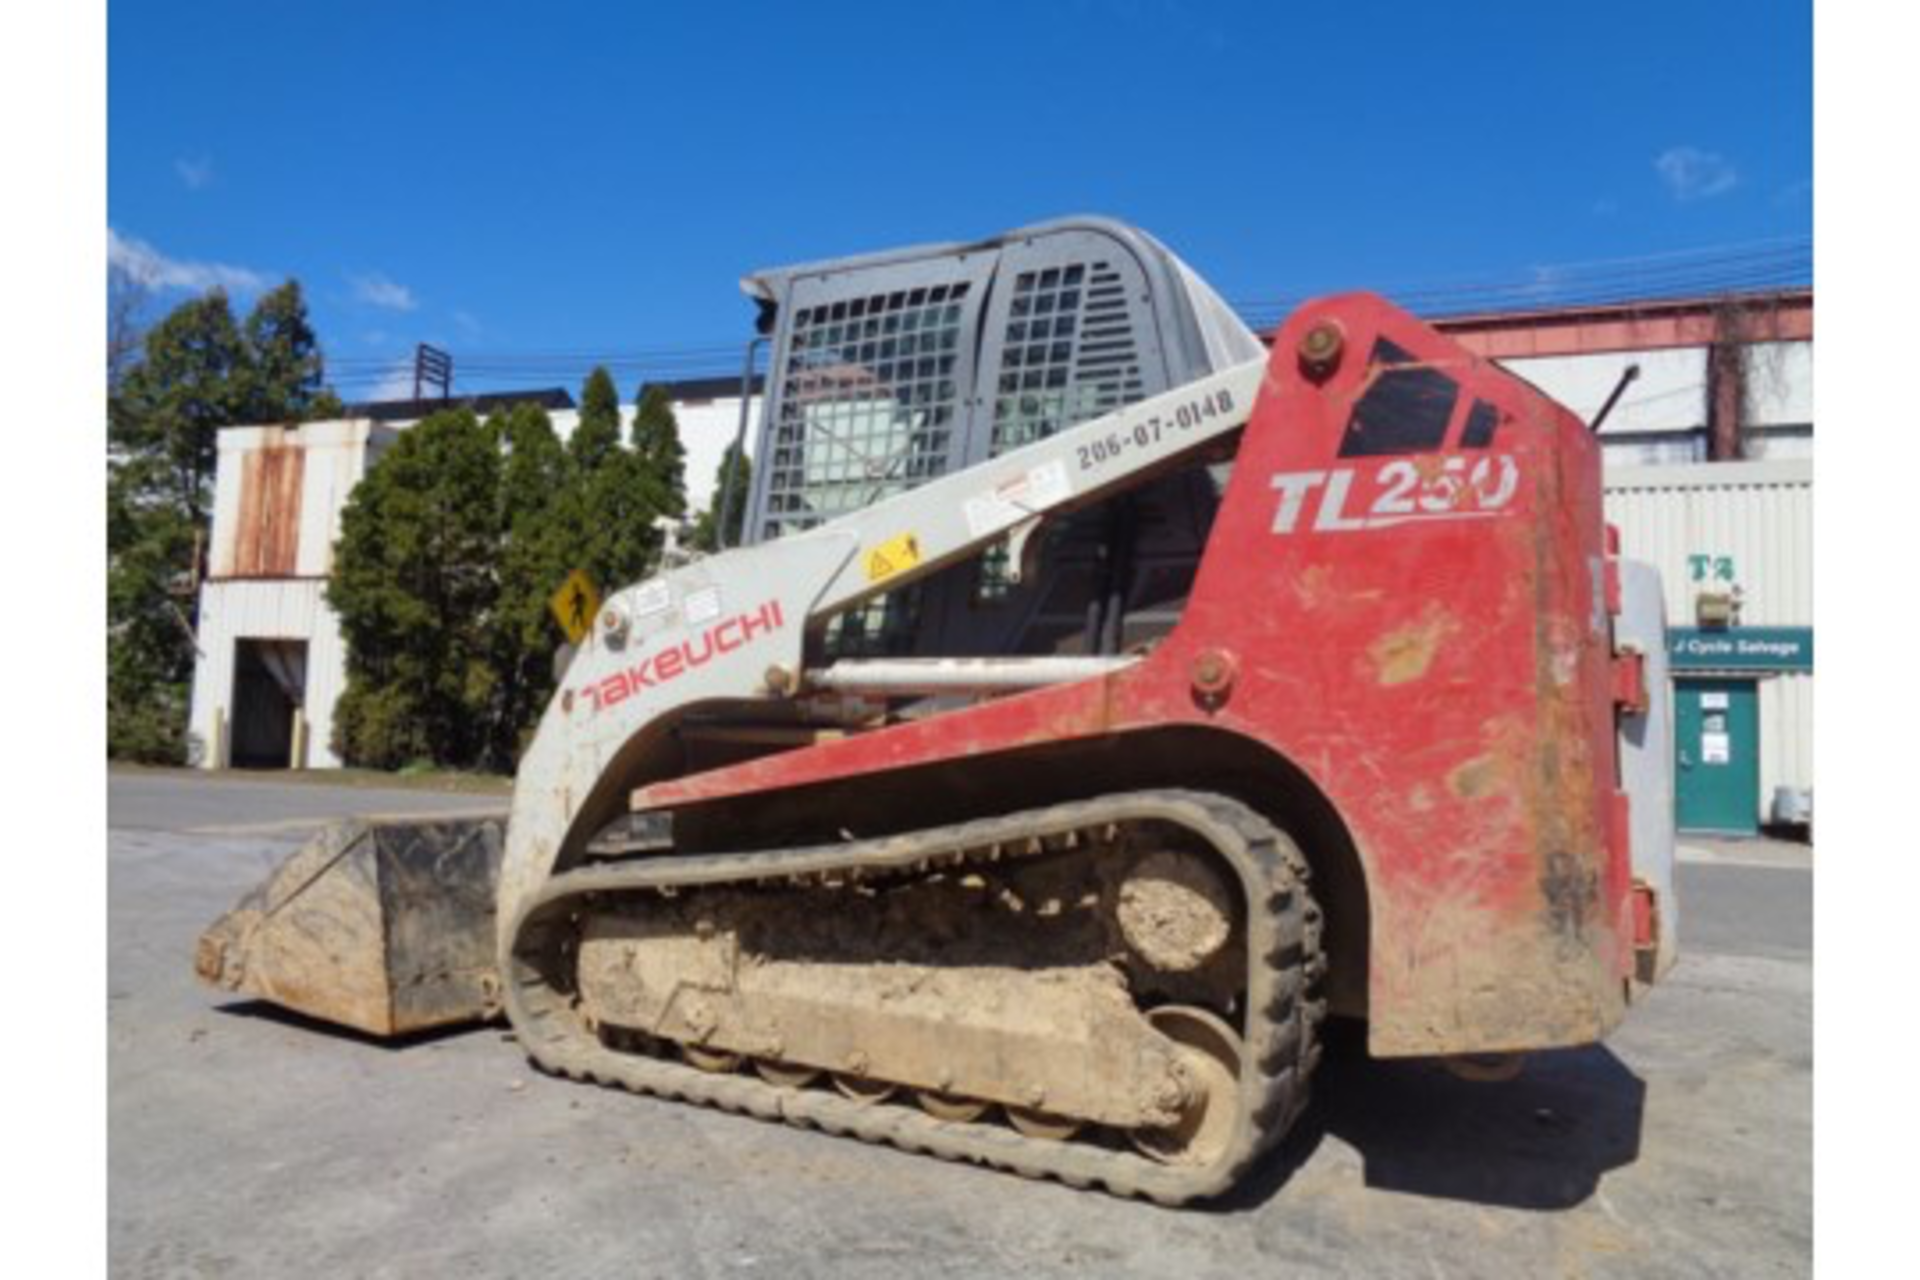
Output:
left=109, top=0, right=1811, bottom=402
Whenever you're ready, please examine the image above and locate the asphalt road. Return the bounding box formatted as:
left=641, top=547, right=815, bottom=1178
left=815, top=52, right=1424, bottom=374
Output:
left=109, top=771, right=1811, bottom=1279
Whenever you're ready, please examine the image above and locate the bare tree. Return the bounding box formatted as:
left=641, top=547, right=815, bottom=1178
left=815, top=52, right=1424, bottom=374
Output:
left=108, top=262, right=150, bottom=391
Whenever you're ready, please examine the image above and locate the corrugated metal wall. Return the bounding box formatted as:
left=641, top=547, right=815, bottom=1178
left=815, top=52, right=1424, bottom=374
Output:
left=1503, top=348, right=1708, bottom=467
left=544, top=399, right=760, bottom=513
left=1604, top=460, right=1812, bottom=625
left=1506, top=348, right=1707, bottom=433
left=232, top=445, right=305, bottom=576
left=1758, top=675, right=1814, bottom=813
left=1604, top=458, right=1813, bottom=810
left=1499, top=339, right=1814, bottom=468
left=188, top=579, right=350, bottom=768
left=192, top=419, right=389, bottom=768
left=1745, top=341, right=1815, bottom=428
left=670, top=397, right=762, bottom=513
left=1744, top=340, right=1814, bottom=462
left=208, top=421, right=386, bottom=580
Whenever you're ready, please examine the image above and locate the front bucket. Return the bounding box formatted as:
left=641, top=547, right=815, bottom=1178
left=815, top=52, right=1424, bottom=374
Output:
left=195, top=811, right=509, bottom=1038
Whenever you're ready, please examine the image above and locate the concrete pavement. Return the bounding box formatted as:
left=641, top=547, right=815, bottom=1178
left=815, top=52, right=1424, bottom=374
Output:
left=109, top=771, right=1811, bottom=1279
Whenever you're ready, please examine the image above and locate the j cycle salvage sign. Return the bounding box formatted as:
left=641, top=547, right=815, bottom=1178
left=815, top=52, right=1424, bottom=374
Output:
left=1667, top=627, right=1813, bottom=673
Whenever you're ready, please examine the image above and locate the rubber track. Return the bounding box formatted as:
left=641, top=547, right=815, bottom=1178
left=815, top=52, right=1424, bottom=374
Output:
left=501, top=789, right=1324, bottom=1206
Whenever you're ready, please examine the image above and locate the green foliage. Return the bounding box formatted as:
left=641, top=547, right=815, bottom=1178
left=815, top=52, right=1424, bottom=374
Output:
left=329, top=681, right=432, bottom=775
left=327, top=409, right=502, bottom=770
left=240, top=281, right=327, bottom=422
left=107, top=492, right=198, bottom=762
left=107, top=281, right=338, bottom=762
left=123, top=346, right=706, bottom=772
left=110, top=291, right=249, bottom=523
left=575, top=449, right=665, bottom=591
left=327, top=370, right=703, bottom=771
left=488, top=403, right=575, bottom=763
left=691, top=441, right=753, bottom=552
left=108, top=263, right=149, bottom=391
left=630, top=384, right=687, bottom=518
left=564, top=368, right=684, bottom=596
left=569, top=366, right=623, bottom=472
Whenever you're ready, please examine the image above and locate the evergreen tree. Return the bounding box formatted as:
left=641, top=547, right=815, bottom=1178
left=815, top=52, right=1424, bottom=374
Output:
left=691, top=441, right=753, bottom=552
left=630, top=383, right=687, bottom=518
left=322, top=374, right=695, bottom=771
left=106, top=490, right=200, bottom=761
left=327, top=408, right=502, bottom=769
left=108, top=263, right=149, bottom=392
left=108, top=291, right=249, bottom=761
left=569, top=366, right=622, bottom=472
left=488, top=403, right=574, bottom=765
left=110, top=290, right=249, bottom=524
left=241, top=281, right=327, bottom=422
left=107, top=281, right=342, bottom=761
left=575, top=449, right=665, bottom=593
left=562, top=367, right=662, bottom=595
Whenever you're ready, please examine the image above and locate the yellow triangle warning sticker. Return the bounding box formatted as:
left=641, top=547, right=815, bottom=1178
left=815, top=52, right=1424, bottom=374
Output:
left=864, top=532, right=922, bottom=584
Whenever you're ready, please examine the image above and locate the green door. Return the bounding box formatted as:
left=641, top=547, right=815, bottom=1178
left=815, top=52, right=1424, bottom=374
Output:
left=1674, top=678, right=1760, bottom=835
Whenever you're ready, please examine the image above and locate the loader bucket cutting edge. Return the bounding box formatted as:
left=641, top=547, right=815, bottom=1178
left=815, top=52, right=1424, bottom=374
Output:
left=195, top=811, right=509, bottom=1038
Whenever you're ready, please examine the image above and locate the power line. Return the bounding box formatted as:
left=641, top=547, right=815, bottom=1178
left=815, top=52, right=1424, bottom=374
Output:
left=1232, top=236, right=1812, bottom=326
left=1231, top=236, right=1809, bottom=302
left=318, top=235, right=1812, bottom=398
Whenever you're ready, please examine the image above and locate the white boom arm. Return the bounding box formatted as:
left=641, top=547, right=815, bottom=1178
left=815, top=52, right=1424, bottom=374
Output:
left=496, top=357, right=1269, bottom=936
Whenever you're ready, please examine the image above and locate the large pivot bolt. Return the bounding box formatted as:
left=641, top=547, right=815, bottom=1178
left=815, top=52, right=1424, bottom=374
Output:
left=1297, top=319, right=1346, bottom=383
left=1190, top=648, right=1237, bottom=708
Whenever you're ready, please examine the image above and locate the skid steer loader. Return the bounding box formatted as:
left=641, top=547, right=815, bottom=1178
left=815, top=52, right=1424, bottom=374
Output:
left=196, top=218, right=1677, bottom=1204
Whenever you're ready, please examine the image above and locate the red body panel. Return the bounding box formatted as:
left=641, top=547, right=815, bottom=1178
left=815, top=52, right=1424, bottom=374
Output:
left=641, top=295, right=1633, bottom=1057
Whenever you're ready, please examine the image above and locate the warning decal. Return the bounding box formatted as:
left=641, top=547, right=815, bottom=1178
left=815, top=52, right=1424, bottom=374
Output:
left=864, top=532, right=923, bottom=584
left=963, top=459, right=1072, bottom=538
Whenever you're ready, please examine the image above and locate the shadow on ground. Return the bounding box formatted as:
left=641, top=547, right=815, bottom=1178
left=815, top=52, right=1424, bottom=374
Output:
left=215, top=999, right=496, bottom=1051
left=214, top=1001, right=1645, bottom=1215
left=1225, top=1027, right=1646, bottom=1213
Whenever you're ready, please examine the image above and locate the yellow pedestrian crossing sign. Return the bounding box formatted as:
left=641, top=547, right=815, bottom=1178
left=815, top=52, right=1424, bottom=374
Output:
left=550, top=569, right=601, bottom=645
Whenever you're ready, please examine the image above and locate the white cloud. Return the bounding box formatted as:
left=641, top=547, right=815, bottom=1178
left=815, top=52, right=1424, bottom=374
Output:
left=174, top=156, right=214, bottom=190
left=107, top=227, right=267, bottom=293
left=1654, top=146, right=1739, bottom=202
left=365, top=366, right=419, bottom=401
left=350, top=272, right=418, bottom=312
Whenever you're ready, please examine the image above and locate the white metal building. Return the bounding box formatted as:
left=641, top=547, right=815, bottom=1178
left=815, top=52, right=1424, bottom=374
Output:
left=545, top=390, right=761, bottom=513
left=1440, top=292, right=1814, bottom=833
left=188, top=418, right=399, bottom=768
left=1603, top=461, right=1813, bottom=827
